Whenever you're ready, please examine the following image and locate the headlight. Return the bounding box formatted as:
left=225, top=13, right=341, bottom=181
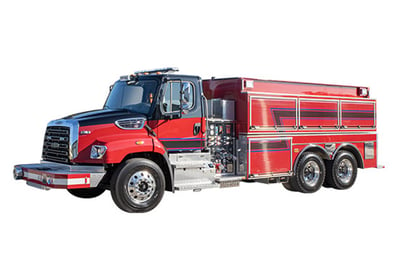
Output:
left=13, top=166, right=23, bottom=180
left=115, top=118, right=146, bottom=130
left=90, top=145, right=107, bottom=159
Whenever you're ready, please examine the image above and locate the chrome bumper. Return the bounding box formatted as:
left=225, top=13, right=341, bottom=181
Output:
left=13, top=161, right=105, bottom=190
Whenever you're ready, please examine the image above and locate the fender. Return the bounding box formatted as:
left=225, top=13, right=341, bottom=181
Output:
left=333, top=143, right=364, bottom=168
left=293, top=144, right=330, bottom=173
left=101, top=136, right=154, bottom=164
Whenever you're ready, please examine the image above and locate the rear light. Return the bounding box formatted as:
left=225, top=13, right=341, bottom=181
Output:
left=358, top=87, right=369, bottom=97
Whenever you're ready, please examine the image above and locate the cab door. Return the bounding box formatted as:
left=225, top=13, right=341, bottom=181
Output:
left=155, top=78, right=205, bottom=152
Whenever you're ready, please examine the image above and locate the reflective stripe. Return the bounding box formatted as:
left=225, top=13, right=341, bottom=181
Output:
left=24, top=172, right=90, bottom=186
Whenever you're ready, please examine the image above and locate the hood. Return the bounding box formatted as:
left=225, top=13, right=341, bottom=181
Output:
left=63, top=109, right=146, bottom=127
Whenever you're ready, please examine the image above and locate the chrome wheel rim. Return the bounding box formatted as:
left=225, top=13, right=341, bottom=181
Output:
left=337, top=159, right=353, bottom=184
left=303, top=161, right=320, bottom=187
left=127, top=171, right=156, bottom=204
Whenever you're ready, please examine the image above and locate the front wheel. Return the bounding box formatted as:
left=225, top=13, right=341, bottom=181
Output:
left=110, top=158, right=165, bottom=213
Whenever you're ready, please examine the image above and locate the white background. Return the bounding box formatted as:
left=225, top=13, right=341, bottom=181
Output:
left=1, top=0, right=398, bottom=266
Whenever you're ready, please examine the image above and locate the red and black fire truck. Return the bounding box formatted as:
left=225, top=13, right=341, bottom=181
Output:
left=14, top=68, right=379, bottom=212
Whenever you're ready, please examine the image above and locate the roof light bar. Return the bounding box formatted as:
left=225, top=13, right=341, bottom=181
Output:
left=134, top=67, right=179, bottom=75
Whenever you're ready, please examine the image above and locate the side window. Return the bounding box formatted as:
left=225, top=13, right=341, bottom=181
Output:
left=181, top=82, right=194, bottom=110
left=162, top=81, right=195, bottom=113
left=162, top=82, right=181, bottom=113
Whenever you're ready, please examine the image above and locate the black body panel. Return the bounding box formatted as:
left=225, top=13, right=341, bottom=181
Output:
left=63, top=109, right=144, bottom=127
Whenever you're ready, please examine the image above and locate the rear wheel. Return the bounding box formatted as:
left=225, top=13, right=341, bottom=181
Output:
left=110, top=158, right=165, bottom=213
left=325, top=151, right=357, bottom=190
left=67, top=187, right=105, bottom=199
left=284, top=152, right=325, bottom=193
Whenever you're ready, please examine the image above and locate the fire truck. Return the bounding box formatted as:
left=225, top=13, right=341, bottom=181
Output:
left=14, top=68, right=379, bottom=212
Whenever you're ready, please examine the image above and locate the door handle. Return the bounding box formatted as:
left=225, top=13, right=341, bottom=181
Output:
left=193, top=123, right=201, bottom=135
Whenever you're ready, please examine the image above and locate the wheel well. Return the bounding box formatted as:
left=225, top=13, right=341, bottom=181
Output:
left=104, top=152, right=173, bottom=192
left=294, top=145, right=330, bottom=172
left=334, top=145, right=364, bottom=169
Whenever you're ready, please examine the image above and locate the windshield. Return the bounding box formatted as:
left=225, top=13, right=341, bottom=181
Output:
left=104, top=79, right=159, bottom=115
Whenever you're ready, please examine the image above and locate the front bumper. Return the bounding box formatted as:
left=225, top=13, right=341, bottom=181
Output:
left=14, top=161, right=105, bottom=190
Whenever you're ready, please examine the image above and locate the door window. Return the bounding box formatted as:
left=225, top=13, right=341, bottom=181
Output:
left=162, top=81, right=194, bottom=113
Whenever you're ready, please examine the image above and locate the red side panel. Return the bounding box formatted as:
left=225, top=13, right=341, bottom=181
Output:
left=154, top=117, right=205, bottom=152
left=341, top=101, right=375, bottom=128
left=299, top=99, right=339, bottom=128
left=249, top=97, right=297, bottom=130
left=247, top=137, right=292, bottom=176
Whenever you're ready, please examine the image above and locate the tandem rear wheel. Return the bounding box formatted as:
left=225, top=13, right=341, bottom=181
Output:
left=283, top=150, right=358, bottom=193
left=284, top=152, right=326, bottom=193
left=324, top=151, right=358, bottom=189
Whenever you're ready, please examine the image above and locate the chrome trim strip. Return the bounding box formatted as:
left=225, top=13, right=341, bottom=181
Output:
left=40, top=161, right=105, bottom=172
left=293, top=140, right=376, bottom=146
left=241, top=90, right=376, bottom=100
left=243, top=132, right=377, bottom=137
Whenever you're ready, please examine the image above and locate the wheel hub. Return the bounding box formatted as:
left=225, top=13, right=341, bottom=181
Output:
left=303, top=161, right=320, bottom=187
left=337, top=159, right=353, bottom=184
left=127, top=171, right=156, bottom=204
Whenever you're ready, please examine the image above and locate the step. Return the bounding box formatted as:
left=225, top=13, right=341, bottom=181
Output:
left=174, top=178, right=219, bottom=191
left=215, top=176, right=243, bottom=188
left=174, top=176, right=243, bottom=191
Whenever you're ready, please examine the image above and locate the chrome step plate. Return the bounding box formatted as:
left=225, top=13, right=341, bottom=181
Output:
left=174, top=178, right=219, bottom=191
left=174, top=176, right=243, bottom=191
left=216, top=176, right=242, bottom=188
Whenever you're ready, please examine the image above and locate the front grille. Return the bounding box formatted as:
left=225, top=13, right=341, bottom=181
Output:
left=42, top=126, right=71, bottom=163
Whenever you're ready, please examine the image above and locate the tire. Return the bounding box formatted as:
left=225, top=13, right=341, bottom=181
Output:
left=110, top=158, right=165, bottom=213
left=287, top=152, right=326, bottom=193
left=282, top=181, right=297, bottom=191
left=325, top=151, right=357, bottom=190
left=67, top=187, right=105, bottom=199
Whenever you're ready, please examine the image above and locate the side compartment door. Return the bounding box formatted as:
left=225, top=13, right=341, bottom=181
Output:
left=299, top=99, right=339, bottom=130
left=155, top=79, right=205, bottom=152
left=247, top=137, right=293, bottom=178
left=249, top=96, right=297, bottom=131
left=341, top=100, right=376, bottom=129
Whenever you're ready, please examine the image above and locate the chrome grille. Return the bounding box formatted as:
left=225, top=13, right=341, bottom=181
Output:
left=42, top=126, right=71, bottom=163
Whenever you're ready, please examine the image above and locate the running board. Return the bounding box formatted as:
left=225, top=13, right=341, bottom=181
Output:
left=174, top=176, right=242, bottom=191
left=174, top=178, right=219, bottom=191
